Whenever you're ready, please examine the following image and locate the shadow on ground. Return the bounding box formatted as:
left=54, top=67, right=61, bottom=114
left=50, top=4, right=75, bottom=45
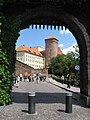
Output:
left=12, top=92, right=83, bottom=106
left=12, top=92, right=65, bottom=104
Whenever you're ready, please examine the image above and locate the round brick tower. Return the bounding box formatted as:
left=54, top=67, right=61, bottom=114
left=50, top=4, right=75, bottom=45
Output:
left=45, top=36, right=58, bottom=67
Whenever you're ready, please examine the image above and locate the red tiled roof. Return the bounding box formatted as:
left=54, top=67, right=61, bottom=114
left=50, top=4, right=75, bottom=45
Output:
left=16, top=45, right=29, bottom=52
left=45, top=36, right=58, bottom=41
left=16, top=45, right=43, bottom=56
left=46, top=36, right=55, bottom=39
left=29, top=47, right=43, bottom=56
left=57, top=47, right=63, bottom=54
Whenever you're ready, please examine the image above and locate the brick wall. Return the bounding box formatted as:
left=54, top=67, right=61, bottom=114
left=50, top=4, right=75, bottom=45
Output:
left=15, top=60, right=35, bottom=76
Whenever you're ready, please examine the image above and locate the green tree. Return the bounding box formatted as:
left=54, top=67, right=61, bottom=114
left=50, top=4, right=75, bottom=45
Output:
left=66, top=44, right=80, bottom=80
left=49, top=46, right=80, bottom=81
left=49, top=54, right=68, bottom=76
left=0, top=42, right=11, bottom=105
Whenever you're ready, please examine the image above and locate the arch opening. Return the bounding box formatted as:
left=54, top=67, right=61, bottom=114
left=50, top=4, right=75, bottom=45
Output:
left=1, top=3, right=90, bottom=107
left=16, top=24, right=81, bottom=97
left=15, top=6, right=90, bottom=106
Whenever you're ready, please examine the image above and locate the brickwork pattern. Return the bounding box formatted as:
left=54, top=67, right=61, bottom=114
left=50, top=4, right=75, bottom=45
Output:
left=45, top=38, right=58, bottom=66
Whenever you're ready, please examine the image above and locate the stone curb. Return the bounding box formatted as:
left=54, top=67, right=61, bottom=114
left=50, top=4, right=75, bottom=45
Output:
left=47, top=78, right=80, bottom=94
left=49, top=80, right=79, bottom=94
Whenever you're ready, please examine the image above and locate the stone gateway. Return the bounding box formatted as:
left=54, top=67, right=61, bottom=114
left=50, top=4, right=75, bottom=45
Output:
left=1, top=0, right=90, bottom=107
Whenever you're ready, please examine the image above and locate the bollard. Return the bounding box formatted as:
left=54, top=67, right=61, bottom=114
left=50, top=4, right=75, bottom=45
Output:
left=65, top=92, right=72, bottom=113
left=28, top=92, right=35, bottom=114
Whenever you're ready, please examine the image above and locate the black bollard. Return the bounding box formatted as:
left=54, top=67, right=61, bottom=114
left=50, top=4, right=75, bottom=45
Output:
left=65, top=92, right=72, bottom=113
left=28, top=92, right=35, bottom=114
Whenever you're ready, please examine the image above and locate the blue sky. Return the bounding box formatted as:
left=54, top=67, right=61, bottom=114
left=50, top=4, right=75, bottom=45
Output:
left=16, top=25, right=77, bottom=54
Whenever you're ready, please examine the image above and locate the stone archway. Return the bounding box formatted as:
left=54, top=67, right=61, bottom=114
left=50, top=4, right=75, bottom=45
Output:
left=14, top=6, right=90, bottom=106
left=2, top=2, right=90, bottom=106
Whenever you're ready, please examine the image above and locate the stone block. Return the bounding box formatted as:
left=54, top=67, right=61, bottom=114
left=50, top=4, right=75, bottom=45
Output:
left=80, top=94, right=90, bottom=107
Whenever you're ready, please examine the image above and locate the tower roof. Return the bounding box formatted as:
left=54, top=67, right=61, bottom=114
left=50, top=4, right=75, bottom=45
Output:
left=45, top=36, right=58, bottom=41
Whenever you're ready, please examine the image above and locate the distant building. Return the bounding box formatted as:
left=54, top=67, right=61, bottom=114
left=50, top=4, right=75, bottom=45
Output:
left=16, top=36, right=63, bottom=69
left=16, top=45, right=45, bottom=69
left=44, top=36, right=63, bottom=67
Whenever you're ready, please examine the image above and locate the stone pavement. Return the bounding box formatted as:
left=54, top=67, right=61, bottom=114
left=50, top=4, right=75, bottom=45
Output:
left=0, top=81, right=90, bottom=120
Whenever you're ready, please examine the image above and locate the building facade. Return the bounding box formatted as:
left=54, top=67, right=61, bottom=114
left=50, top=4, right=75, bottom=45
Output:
left=16, top=45, right=45, bottom=69
left=16, top=36, right=63, bottom=69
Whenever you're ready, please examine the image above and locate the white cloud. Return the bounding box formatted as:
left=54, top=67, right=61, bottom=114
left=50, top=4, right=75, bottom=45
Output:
left=60, top=27, right=72, bottom=35
left=60, top=30, right=64, bottom=34
left=62, top=43, right=78, bottom=54
left=59, top=44, right=64, bottom=47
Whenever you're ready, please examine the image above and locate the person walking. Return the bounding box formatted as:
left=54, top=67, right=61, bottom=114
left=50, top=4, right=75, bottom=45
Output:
left=67, top=74, right=71, bottom=88
left=61, top=75, right=64, bottom=84
left=19, top=73, right=23, bottom=81
left=28, top=74, right=32, bottom=82
left=36, top=74, right=39, bottom=84
left=16, top=75, right=19, bottom=87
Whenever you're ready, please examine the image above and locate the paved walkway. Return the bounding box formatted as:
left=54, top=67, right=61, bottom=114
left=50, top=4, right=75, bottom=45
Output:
left=48, top=77, right=80, bottom=93
left=0, top=81, right=90, bottom=120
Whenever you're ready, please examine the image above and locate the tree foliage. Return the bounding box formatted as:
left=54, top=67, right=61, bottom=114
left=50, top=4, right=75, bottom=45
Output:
left=0, top=42, right=11, bottom=105
left=49, top=49, right=80, bottom=81
left=49, top=54, right=68, bottom=76
left=0, top=1, right=20, bottom=105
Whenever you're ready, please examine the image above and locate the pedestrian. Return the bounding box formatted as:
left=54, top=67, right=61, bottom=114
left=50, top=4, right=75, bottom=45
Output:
left=61, top=75, right=64, bottom=84
left=24, top=73, right=27, bottom=82
left=17, top=75, right=20, bottom=82
left=19, top=73, right=23, bottom=81
left=67, top=74, right=71, bottom=88
left=16, top=75, right=19, bottom=88
left=36, top=75, right=39, bottom=84
left=28, top=74, right=32, bottom=82
left=15, top=74, right=18, bottom=84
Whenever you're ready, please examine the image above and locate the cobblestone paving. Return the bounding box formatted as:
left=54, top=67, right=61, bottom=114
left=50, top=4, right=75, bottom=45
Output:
left=0, top=81, right=90, bottom=120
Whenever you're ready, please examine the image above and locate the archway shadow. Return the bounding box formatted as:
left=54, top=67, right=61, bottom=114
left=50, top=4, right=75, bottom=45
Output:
left=11, top=91, right=83, bottom=107
left=11, top=91, right=88, bottom=114
left=12, top=92, right=65, bottom=104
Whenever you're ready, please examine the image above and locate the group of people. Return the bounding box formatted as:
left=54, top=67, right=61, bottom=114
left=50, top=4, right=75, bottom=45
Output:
left=60, top=73, right=71, bottom=88
left=11, top=72, right=46, bottom=87
left=11, top=73, right=20, bottom=87
left=28, top=73, right=46, bottom=83
left=12, top=72, right=71, bottom=88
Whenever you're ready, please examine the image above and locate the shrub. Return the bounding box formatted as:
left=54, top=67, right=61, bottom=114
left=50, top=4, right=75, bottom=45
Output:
left=0, top=88, right=11, bottom=105
left=51, top=75, right=61, bottom=82
left=0, top=42, right=11, bottom=105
